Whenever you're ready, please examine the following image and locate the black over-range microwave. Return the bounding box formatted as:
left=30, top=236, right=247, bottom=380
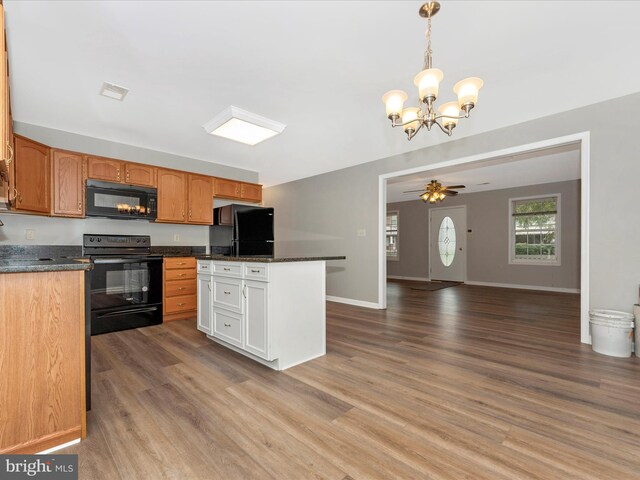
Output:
left=86, top=180, right=158, bottom=220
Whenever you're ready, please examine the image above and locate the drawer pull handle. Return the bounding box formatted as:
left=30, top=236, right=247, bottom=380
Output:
left=223, top=267, right=231, bottom=271
left=223, top=291, right=231, bottom=295
left=177, top=287, right=185, bottom=291
left=177, top=302, right=186, bottom=306
left=250, top=269, right=260, bottom=273
left=224, top=323, right=231, bottom=327
left=177, top=273, right=186, bottom=277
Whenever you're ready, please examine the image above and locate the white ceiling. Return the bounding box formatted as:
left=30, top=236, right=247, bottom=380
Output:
left=387, top=143, right=581, bottom=203
left=4, top=1, right=639, bottom=187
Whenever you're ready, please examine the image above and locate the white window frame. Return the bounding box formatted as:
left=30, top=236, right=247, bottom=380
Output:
left=386, top=210, right=399, bottom=261
left=508, top=194, right=561, bottom=266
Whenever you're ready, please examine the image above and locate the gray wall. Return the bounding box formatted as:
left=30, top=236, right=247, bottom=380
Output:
left=387, top=180, right=581, bottom=289
left=264, top=91, right=640, bottom=312
left=0, top=122, right=259, bottom=247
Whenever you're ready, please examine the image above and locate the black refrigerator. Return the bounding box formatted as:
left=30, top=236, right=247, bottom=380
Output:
left=210, top=205, right=274, bottom=257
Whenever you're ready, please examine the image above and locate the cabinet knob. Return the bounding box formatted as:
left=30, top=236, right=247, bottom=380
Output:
left=78, top=201, right=82, bottom=211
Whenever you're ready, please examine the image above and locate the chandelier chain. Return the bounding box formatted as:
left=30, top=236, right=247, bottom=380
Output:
left=424, top=13, right=432, bottom=70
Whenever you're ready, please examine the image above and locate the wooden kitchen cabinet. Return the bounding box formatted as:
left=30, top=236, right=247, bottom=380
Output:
left=52, top=149, right=86, bottom=217
left=156, top=168, right=187, bottom=223
left=241, top=182, right=262, bottom=202
left=125, top=162, right=156, bottom=187
left=214, top=177, right=241, bottom=199
left=13, top=135, right=51, bottom=214
left=86, top=155, right=122, bottom=183
left=187, top=174, right=213, bottom=224
left=164, top=257, right=197, bottom=321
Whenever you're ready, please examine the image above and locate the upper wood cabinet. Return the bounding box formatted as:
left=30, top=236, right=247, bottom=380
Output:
left=86, top=156, right=122, bottom=183
left=187, top=174, right=213, bottom=224
left=241, top=182, right=262, bottom=203
left=52, top=150, right=85, bottom=218
left=214, top=178, right=241, bottom=199
left=157, top=168, right=187, bottom=223
left=13, top=135, right=50, bottom=214
left=124, top=162, right=156, bottom=187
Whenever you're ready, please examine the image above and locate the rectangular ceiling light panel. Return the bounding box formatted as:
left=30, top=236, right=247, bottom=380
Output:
left=203, top=106, right=286, bottom=146
left=100, top=82, right=129, bottom=101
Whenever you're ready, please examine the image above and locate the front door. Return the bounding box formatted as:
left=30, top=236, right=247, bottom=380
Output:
left=429, top=206, right=466, bottom=282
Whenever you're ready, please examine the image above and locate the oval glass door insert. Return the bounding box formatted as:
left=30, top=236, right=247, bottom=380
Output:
left=438, top=216, right=457, bottom=267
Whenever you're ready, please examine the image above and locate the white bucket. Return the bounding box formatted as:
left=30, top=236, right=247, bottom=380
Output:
left=589, top=309, right=635, bottom=358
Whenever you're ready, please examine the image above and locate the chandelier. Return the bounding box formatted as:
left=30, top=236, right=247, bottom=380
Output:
left=382, top=2, right=483, bottom=140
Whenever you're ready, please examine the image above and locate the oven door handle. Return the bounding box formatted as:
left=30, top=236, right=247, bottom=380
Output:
left=96, top=306, right=159, bottom=318
left=92, top=257, right=162, bottom=264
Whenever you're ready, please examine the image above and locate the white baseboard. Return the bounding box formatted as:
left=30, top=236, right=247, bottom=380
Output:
left=387, top=275, right=430, bottom=282
left=326, top=295, right=384, bottom=309
left=465, top=280, right=580, bottom=294
left=37, top=438, right=80, bottom=454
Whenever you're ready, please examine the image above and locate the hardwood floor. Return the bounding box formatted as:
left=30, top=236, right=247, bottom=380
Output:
left=60, top=280, right=640, bottom=479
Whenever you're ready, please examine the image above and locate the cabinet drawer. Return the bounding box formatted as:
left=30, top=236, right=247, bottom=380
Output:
left=244, top=263, right=269, bottom=281
left=165, top=294, right=197, bottom=314
left=212, top=276, right=243, bottom=313
left=212, top=262, right=242, bottom=277
left=165, top=268, right=196, bottom=281
left=212, top=309, right=242, bottom=347
left=165, top=257, right=196, bottom=270
left=197, top=260, right=213, bottom=273
left=165, top=279, right=196, bottom=297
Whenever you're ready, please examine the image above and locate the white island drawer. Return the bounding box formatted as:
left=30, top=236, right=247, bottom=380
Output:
left=244, top=264, right=269, bottom=281
left=212, top=309, right=242, bottom=347
left=212, top=262, right=242, bottom=277
left=212, top=276, right=243, bottom=313
left=197, top=260, right=213, bottom=273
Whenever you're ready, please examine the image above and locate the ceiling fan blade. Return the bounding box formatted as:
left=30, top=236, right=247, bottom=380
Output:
left=444, top=185, right=466, bottom=190
left=403, top=189, right=427, bottom=193
left=443, top=190, right=459, bottom=196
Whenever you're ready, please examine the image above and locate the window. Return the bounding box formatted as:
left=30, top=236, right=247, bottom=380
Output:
left=386, top=211, right=399, bottom=260
left=509, top=195, right=560, bottom=265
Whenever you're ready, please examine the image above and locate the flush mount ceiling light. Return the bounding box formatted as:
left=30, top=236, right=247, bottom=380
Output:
left=99, top=82, right=129, bottom=101
left=382, top=1, right=484, bottom=140
left=203, top=106, right=286, bottom=146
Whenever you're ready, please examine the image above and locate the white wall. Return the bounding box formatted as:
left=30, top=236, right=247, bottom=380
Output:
left=264, top=91, right=640, bottom=314
left=0, top=213, right=208, bottom=246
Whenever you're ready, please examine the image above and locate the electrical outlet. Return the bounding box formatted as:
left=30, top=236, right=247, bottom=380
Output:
left=173, top=234, right=180, bottom=242
left=25, top=229, right=35, bottom=240
left=357, top=229, right=366, bottom=237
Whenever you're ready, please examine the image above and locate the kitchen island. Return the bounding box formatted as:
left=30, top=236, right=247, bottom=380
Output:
left=0, top=258, right=90, bottom=454
left=196, top=256, right=344, bottom=370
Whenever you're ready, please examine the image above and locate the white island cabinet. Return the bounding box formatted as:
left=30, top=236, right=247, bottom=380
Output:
left=197, top=259, right=330, bottom=370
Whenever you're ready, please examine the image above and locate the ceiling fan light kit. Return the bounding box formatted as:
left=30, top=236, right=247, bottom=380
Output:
left=382, top=1, right=484, bottom=140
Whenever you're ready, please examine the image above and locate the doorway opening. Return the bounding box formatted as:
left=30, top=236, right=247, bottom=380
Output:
left=379, top=132, right=590, bottom=344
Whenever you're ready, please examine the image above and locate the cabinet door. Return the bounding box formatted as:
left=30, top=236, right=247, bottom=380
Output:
left=197, top=275, right=212, bottom=335
left=52, top=150, right=85, bottom=217
left=241, top=183, right=262, bottom=203
left=214, top=178, right=240, bottom=199
left=14, top=136, right=50, bottom=213
left=86, top=156, right=122, bottom=183
left=125, top=162, right=156, bottom=187
left=156, top=168, right=187, bottom=223
left=187, top=174, right=213, bottom=224
left=244, top=280, right=271, bottom=360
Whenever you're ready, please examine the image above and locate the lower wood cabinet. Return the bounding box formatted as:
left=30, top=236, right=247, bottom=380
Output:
left=197, top=260, right=326, bottom=370
left=0, top=270, right=86, bottom=454
left=52, top=149, right=86, bottom=217
left=163, top=257, right=197, bottom=321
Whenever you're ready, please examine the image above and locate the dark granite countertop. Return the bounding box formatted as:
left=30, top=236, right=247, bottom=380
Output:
left=195, top=255, right=346, bottom=263
left=0, top=258, right=93, bottom=273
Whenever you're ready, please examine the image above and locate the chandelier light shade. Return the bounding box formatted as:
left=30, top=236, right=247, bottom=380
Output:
left=382, top=1, right=484, bottom=140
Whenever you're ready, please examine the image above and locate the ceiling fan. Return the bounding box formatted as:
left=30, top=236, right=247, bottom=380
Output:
left=403, top=180, right=465, bottom=203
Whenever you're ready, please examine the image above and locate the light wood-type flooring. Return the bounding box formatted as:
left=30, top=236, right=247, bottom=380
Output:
left=61, top=280, right=640, bottom=479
